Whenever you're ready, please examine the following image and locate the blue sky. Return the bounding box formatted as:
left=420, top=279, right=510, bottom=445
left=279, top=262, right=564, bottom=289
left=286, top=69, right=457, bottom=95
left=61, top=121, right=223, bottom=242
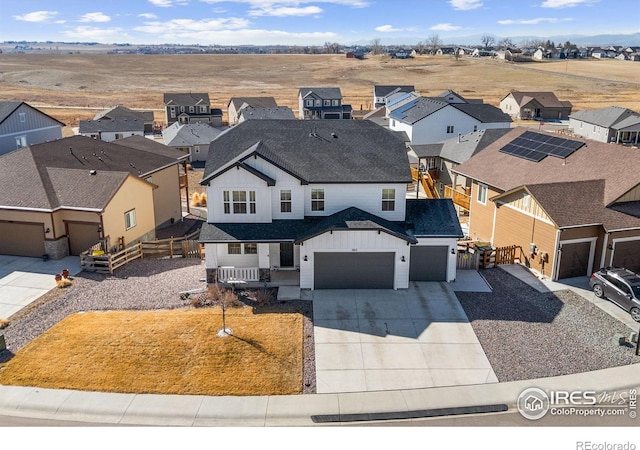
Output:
left=1, top=0, right=638, bottom=46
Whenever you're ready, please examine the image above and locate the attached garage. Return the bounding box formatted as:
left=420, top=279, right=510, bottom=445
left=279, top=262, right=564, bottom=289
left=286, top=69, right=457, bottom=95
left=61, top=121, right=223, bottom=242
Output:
left=557, top=241, right=591, bottom=279
left=612, top=239, right=640, bottom=273
left=314, top=252, right=395, bottom=289
left=0, top=221, right=45, bottom=257
left=409, top=245, right=448, bottom=281
left=67, top=222, right=101, bottom=256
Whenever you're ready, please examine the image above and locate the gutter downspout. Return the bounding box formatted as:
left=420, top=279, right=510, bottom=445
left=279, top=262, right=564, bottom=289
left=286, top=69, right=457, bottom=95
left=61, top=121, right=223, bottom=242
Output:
left=600, top=233, right=609, bottom=270
left=552, top=229, right=561, bottom=281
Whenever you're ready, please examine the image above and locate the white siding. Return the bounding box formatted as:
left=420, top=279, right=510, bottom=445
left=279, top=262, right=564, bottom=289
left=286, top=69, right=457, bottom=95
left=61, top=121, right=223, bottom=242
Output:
left=303, top=183, right=406, bottom=221
left=211, top=243, right=260, bottom=267
left=415, top=237, right=459, bottom=282
left=499, top=96, right=520, bottom=118
left=569, top=118, right=611, bottom=143
left=299, top=230, right=409, bottom=290
left=206, top=167, right=272, bottom=223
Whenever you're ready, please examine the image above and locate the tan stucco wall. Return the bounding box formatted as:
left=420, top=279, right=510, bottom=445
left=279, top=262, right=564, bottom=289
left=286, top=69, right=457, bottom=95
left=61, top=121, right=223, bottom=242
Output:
left=102, top=175, right=156, bottom=247
left=147, top=165, right=181, bottom=228
left=54, top=210, right=100, bottom=238
left=0, top=209, right=52, bottom=233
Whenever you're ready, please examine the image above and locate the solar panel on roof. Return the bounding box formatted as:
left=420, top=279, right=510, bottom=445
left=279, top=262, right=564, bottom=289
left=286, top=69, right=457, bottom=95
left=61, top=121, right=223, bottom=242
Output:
left=498, top=130, right=585, bottom=162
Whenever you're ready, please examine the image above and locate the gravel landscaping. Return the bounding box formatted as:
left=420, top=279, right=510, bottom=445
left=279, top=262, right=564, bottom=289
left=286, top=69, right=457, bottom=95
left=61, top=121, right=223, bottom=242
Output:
left=456, top=268, right=640, bottom=382
left=0, top=258, right=316, bottom=393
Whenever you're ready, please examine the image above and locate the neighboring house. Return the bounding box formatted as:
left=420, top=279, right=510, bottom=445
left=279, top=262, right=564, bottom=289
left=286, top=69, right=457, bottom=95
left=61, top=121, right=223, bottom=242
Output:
left=164, top=93, right=223, bottom=126
left=452, top=127, right=640, bottom=280
left=199, top=119, right=462, bottom=290
left=569, top=106, right=640, bottom=145
left=499, top=91, right=573, bottom=121
left=298, top=87, right=352, bottom=120
left=409, top=128, right=512, bottom=208
left=0, top=101, right=64, bottom=157
left=237, top=106, right=295, bottom=124
left=388, top=92, right=511, bottom=145
left=373, top=85, right=415, bottom=108
left=93, top=105, right=155, bottom=134
left=0, top=135, right=187, bottom=259
left=227, top=97, right=278, bottom=126
left=162, top=122, right=224, bottom=162
left=79, top=117, right=145, bottom=142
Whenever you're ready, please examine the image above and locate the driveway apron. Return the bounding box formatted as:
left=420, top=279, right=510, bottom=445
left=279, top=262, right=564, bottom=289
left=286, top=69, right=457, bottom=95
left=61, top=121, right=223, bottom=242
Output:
left=313, top=282, right=497, bottom=393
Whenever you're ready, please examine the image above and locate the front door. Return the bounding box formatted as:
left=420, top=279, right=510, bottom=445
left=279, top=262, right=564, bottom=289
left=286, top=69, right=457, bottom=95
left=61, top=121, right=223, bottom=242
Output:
left=280, top=243, right=294, bottom=267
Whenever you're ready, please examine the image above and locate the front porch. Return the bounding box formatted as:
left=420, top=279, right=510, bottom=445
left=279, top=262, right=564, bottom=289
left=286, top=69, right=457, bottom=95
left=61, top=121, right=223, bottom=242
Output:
left=208, top=265, right=301, bottom=287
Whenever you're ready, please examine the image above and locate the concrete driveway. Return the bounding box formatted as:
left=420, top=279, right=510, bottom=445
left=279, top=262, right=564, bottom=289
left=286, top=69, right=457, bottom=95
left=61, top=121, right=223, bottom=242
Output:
left=313, top=282, right=498, bottom=394
left=0, top=255, right=81, bottom=320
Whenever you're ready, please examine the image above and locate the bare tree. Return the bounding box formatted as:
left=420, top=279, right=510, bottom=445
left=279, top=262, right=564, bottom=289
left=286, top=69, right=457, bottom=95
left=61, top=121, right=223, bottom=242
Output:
left=497, top=37, right=514, bottom=50
left=480, top=34, right=496, bottom=49
left=427, top=33, right=442, bottom=55
left=370, top=38, right=382, bottom=55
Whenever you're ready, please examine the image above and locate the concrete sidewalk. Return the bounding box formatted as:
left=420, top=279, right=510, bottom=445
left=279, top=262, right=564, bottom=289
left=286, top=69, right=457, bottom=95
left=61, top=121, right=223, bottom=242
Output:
left=0, top=255, right=82, bottom=320
left=0, top=363, right=638, bottom=426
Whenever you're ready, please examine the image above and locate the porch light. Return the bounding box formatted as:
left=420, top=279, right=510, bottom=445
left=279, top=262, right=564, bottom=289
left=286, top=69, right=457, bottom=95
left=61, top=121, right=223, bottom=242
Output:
left=45, top=227, right=51, bottom=233
left=451, top=248, right=456, bottom=255
left=304, top=255, right=308, bottom=262
left=401, top=256, right=405, bottom=262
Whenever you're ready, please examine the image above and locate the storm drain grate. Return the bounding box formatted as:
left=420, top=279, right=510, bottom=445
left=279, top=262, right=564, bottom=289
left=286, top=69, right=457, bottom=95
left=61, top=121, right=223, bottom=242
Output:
left=311, top=403, right=509, bottom=423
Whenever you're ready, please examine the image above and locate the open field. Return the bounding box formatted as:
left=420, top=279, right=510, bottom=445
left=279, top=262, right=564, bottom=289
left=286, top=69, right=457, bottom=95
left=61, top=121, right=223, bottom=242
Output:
left=0, top=307, right=304, bottom=396
left=1, top=53, right=639, bottom=127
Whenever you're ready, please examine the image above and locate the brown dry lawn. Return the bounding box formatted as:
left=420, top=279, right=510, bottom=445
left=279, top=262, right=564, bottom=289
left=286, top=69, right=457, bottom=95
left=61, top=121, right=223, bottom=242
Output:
left=1, top=53, right=638, bottom=127
left=0, top=307, right=303, bottom=396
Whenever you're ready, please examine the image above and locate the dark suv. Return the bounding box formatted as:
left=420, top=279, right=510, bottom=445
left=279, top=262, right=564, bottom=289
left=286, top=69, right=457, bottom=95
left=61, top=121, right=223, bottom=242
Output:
left=589, top=267, right=640, bottom=322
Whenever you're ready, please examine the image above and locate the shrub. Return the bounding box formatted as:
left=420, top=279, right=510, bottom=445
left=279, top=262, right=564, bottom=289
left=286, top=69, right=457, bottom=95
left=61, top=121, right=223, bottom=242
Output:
left=56, top=278, right=72, bottom=288
left=200, top=193, right=207, bottom=207
left=0, top=318, right=8, bottom=330
left=191, top=192, right=202, bottom=207
left=254, top=288, right=274, bottom=307
left=186, top=163, right=193, bottom=171
left=190, top=284, right=241, bottom=308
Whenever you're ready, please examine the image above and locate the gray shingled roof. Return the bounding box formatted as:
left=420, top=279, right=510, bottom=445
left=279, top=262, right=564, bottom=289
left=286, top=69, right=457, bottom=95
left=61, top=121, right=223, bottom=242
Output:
left=452, top=103, right=512, bottom=123
left=163, top=93, right=210, bottom=106
left=374, top=85, right=415, bottom=97
left=200, top=200, right=462, bottom=243
left=228, top=97, right=278, bottom=110
left=505, top=91, right=572, bottom=109
left=239, top=107, right=295, bottom=121
left=0, top=135, right=183, bottom=211
left=94, top=105, right=154, bottom=123
left=162, top=122, right=223, bottom=147
left=114, top=135, right=189, bottom=161
left=79, top=117, right=145, bottom=134
left=390, top=96, right=511, bottom=125
left=570, top=106, right=640, bottom=128
left=439, top=128, right=512, bottom=164
left=202, top=119, right=411, bottom=184
left=411, top=143, right=444, bottom=158
left=298, top=87, right=342, bottom=99
left=453, top=126, right=640, bottom=206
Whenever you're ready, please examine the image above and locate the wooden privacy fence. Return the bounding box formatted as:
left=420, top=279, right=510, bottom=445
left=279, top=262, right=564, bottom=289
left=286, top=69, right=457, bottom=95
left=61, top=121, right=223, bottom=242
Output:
left=480, top=245, right=522, bottom=269
left=456, top=249, right=480, bottom=270
left=81, top=230, right=203, bottom=274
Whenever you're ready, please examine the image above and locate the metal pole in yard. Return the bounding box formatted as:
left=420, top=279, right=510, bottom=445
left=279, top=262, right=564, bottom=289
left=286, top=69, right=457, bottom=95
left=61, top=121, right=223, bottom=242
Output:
left=636, top=324, right=640, bottom=356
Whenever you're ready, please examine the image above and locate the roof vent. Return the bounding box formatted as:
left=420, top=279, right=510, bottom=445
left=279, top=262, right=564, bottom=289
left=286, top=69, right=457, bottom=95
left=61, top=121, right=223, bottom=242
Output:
left=69, top=147, right=73, bottom=154
left=331, top=132, right=338, bottom=139
left=90, top=170, right=97, bottom=175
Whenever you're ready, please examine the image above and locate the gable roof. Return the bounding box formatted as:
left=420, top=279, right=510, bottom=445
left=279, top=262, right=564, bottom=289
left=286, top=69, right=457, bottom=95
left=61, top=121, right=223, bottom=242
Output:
left=453, top=127, right=640, bottom=206
left=79, top=117, right=145, bottom=134
left=202, top=119, right=411, bottom=185
left=298, top=87, right=342, bottom=100
left=504, top=91, right=572, bottom=109
left=114, top=135, right=189, bottom=161
left=228, top=97, right=278, bottom=111
left=389, top=96, right=510, bottom=125
left=570, top=106, right=640, bottom=129
left=163, top=93, right=210, bottom=106
left=94, top=105, right=154, bottom=123
left=162, top=122, right=223, bottom=147
left=0, top=101, right=65, bottom=127
left=411, top=128, right=511, bottom=163
left=374, top=85, right=415, bottom=97
left=239, top=106, right=296, bottom=121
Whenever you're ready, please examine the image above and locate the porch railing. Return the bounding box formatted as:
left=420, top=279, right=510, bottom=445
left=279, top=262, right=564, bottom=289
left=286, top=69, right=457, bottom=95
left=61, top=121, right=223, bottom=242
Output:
left=218, top=266, right=260, bottom=282
left=444, top=185, right=471, bottom=210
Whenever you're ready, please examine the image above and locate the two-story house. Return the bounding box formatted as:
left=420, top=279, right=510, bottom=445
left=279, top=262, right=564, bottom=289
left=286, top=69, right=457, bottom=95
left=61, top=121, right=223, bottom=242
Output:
left=453, top=127, right=640, bottom=280
left=388, top=91, right=512, bottom=145
left=93, top=105, right=155, bottom=133
left=298, top=87, right=352, bottom=120
left=569, top=106, right=640, bottom=145
left=163, top=93, right=223, bottom=127
left=0, top=102, right=64, bottom=157
left=199, top=119, right=462, bottom=290
left=499, top=91, right=573, bottom=121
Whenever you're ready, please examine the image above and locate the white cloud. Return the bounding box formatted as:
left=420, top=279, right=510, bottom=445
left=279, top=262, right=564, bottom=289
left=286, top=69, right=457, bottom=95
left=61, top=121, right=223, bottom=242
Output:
left=449, top=0, right=483, bottom=10
left=375, top=25, right=402, bottom=33
left=201, top=0, right=370, bottom=8
left=498, top=17, right=573, bottom=25
left=148, top=0, right=188, bottom=6
left=79, top=12, right=111, bottom=23
left=540, top=0, right=597, bottom=7
left=430, top=23, right=462, bottom=31
left=13, top=11, right=60, bottom=23
left=135, top=17, right=251, bottom=34
left=139, top=13, right=159, bottom=19
left=249, top=6, right=323, bottom=17
left=64, top=26, right=128, bottom=42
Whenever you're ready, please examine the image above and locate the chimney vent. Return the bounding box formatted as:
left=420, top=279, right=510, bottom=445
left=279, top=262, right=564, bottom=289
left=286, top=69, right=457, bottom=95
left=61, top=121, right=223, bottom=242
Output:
left=90, top=170, right=97, bottom=175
